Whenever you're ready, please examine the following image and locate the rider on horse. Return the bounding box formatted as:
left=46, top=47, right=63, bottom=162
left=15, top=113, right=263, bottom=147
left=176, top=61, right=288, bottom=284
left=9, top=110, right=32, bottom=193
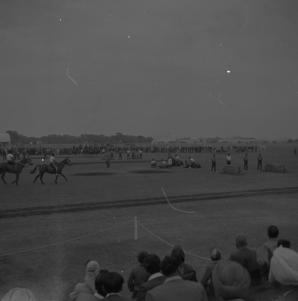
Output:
left=6, top=150, right=15, bottom=165
left=49, top=153, right=58, bottom=174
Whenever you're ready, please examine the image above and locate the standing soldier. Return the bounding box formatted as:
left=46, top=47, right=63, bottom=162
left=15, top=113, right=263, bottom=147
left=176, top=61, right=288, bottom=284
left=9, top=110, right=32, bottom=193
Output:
left=226, top=152, right=232, bottom=165
left=243, top=152, right=248, bottom=170
left=257, top=153, right=263, bottom=171
left=211, top=152, right=216, bottom=172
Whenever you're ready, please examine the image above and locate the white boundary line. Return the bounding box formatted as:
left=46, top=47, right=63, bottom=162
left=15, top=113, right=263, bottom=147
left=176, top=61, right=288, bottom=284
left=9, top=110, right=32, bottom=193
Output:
left=161, top=187, right=196, bottom=214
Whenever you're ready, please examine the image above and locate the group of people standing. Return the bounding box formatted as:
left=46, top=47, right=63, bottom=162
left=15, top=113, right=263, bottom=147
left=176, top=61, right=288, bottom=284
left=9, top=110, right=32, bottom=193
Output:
left=210, top=151, right=264, bottom=172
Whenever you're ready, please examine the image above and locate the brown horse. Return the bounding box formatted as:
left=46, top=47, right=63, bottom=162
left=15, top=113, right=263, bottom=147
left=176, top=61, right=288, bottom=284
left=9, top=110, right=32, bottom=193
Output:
left=31, top=158, right=71, bottom=184
left=0, top=157, right=33, bottom=185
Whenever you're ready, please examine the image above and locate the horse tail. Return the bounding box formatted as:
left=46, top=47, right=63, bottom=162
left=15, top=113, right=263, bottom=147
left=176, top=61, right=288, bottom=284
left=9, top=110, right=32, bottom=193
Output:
left=30, top=166, right=38, bottom=174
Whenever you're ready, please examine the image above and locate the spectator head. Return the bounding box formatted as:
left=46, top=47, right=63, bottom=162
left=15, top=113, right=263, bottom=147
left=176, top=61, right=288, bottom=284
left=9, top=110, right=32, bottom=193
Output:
left=144, top=254, right=161, bottom=275
left=212, top=260, right=251, bottom=300
left=161, top=255, right=180, bottom=277
left=95, top=269, right=109, bottom=297
left=267, top=225, right=279, bottom=239
left=85, top=260, right=100, bottom=276
left=1, top=288, right=36, bottom=301
left=235, top=235, right=248, bottom=249
left=277, top=239, right=291, bottom=248
left=100, top=271, right=124, bottom=294
left=137, top=251, right=149, bottom=265
left=171, top=245, right=185, bottom=265
left=210, top=248, right=221, bottom=261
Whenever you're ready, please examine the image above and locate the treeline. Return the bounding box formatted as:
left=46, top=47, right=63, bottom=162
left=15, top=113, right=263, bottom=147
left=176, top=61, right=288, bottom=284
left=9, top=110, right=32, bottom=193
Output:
left=6, top=131, right=153, bottom=145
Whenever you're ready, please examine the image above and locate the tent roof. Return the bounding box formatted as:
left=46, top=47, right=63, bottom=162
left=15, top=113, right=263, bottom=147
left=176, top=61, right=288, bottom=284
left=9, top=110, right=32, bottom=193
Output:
left=0, top=133, right=10, bottom=143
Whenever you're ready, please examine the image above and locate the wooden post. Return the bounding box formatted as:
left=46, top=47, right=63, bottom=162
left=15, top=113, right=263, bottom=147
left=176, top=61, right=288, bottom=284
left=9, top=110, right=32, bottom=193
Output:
left=134, top=216, right=138, bottom=241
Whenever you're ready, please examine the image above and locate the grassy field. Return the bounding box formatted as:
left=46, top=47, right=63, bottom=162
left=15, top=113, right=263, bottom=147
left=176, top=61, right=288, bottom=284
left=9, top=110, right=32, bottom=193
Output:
left=0, top=143, right=298, bottom=300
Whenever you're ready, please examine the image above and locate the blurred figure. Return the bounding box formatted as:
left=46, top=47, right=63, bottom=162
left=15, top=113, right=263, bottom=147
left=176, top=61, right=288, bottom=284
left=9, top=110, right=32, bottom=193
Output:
left=211, top=153, right=216, bottom=172
left=243, top=152, right=248, bottom=170
left=212, top=260, right=253, bottom=301
left=230, top=235, right=262, bottom=285
left=226, top=153, right=232, bottom=165
left=201, top=248, right=221, bottom=295
left=171, top=245, right=197, bottom=281
left=6, top=150, right=15, bottom=165
left=1, top=288, right=36, bottom=301
left=70, top=260, right=101, bottom=301
left=49, top=152, right=58, bottom=174
left=257, top=225, right=279, bottom=280
left=101, top=271, right=132, bottom=301
left=136, top=254, right=165, bottom=301
left=145, top=255, right=207, bottom=301
left=257, top=153, right=263, bottom=171
left=269, top=239, right=298, bottom=286
left=128, top=251, right=150, bottom=299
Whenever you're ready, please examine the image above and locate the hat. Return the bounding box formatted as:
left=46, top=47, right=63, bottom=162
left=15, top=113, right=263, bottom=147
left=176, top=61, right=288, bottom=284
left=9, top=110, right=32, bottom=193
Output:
left=210, top=248, right=221, bottom=261
left=86, top=260, right=100, bottom=275
left=1, top=288, right=36, bottom=301
left=212, top=260, right=251, bottom=300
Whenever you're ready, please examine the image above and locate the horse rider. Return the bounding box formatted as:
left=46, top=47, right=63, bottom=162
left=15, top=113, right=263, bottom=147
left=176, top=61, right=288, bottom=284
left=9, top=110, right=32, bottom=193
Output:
left=49, top=153, right=58, bottom=174
left=6, top=150, right=15, bottom=165
left=41, top=154, right=46, bottom=165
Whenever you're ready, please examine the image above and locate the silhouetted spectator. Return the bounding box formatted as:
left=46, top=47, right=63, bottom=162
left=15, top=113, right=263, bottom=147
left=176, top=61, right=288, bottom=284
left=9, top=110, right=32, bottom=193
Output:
left=136, top=254, right=165, bottom=301
left=128, top=251, right=150, bottom=298
left=212, top=260, right=253, bottom=301
left=101, top=271, right=132, bottom=301
left=171, top=245, right=197, bottom=281
left=145, top=255, right=207, bottom=301
left=257, top=225, right=279, bottom=280
left=230, top=235, right=262, bottom=285
left=201, top=248, right=221, bottom=295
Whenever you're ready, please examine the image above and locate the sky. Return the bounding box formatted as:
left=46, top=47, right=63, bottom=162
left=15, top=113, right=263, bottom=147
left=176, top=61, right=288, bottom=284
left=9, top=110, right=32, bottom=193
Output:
left=0, top=0, right=298, bottom=140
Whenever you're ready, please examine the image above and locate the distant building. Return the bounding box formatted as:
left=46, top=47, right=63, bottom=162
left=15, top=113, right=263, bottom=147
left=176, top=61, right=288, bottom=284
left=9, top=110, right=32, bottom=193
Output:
left=0, top=133, right=11, bottom=147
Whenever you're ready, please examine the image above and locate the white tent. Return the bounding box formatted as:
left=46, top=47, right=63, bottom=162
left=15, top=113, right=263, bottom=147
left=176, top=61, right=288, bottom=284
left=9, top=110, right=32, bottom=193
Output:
left=0, top=133, right=10, bottom=146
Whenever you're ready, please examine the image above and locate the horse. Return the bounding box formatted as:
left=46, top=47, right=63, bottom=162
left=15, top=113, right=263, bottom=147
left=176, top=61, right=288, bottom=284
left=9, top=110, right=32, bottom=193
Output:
left=31, top=158, right=71, bottom=184
left=0, top=157, right=33, bottom=185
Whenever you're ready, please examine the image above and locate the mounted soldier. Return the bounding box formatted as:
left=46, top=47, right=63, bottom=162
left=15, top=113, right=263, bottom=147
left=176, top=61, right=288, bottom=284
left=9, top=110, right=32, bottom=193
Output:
left=49, top=153, right=58, bottom=174
left=6, top=150, right=15, bottom=165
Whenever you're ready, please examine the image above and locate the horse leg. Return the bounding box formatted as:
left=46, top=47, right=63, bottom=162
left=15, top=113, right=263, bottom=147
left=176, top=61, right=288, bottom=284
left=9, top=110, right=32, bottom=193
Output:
left=33, top=173, right=39, bottom=183
left=15, top=173, right=20, bottom=185
left=60, top=173, right=68, bottom=182
left=40, top=173, right=45, bottom=184
left=55, top=174, right=59, bottom=184
left=1, top=172, right=7, bottom=184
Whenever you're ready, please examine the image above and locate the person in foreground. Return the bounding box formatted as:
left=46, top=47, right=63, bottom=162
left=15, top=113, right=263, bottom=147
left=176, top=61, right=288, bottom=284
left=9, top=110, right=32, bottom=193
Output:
left=1, top=288, right=36, bottom=301
left=100, top=271, right=132, bottom=301
left=145, top=255, right=207, bottom=301
left=269, top=239, right=298, bottom=286
left=212, top=260, right=254, bottom=301
left=70, top=260, right=102, bottom=301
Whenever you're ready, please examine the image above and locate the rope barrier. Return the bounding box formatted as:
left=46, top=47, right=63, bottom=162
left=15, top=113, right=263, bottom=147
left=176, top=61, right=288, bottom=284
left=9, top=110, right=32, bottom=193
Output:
left=0, top=220, right=132, bottom=258
left=138, top=221, right=209, bottom=262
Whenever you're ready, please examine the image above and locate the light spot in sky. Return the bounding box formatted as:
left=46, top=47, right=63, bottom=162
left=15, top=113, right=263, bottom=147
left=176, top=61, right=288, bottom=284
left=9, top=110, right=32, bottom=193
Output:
left=226, top=70, right=231, bottom=74
left=59, top=18, right=62, bottom=22
left=128, top=35, right=131, bottom=39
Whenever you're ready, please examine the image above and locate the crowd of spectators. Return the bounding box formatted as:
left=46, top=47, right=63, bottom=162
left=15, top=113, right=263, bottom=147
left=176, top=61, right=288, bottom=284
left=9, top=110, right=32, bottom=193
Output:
left=65, top=225, right=297, bottom=301
left=0, top=144, right=258, bottom=160
left=1, top=225, right=298, bottom=301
